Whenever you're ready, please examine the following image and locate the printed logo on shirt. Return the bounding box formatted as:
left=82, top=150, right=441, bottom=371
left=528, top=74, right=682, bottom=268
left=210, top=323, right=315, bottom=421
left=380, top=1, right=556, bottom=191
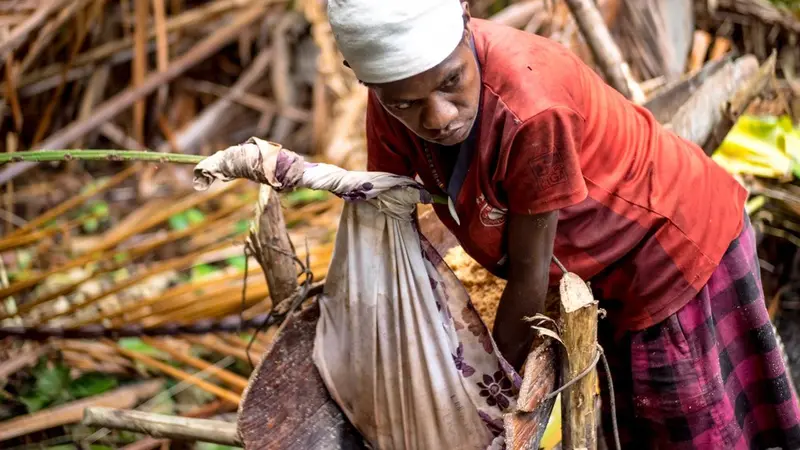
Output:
left=530, top=149, right=568, bottom=191
left=477, top=194, right=507, bottom=227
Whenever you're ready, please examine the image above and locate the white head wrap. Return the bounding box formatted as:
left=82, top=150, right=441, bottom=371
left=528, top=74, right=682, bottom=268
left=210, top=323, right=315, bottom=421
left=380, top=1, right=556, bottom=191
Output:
left=326, top=0, right=465, bottom=84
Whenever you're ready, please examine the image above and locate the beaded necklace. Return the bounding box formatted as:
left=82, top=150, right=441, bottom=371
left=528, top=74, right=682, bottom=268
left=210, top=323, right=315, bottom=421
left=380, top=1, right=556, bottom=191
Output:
left=422, top=141, right=447, bottom=194
left=422, top=140, right=462, bottom=225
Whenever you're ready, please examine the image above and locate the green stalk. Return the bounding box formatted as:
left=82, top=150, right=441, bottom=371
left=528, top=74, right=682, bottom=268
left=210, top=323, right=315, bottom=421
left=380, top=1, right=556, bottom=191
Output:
left=0, top=149, right=204, bottom=165
left=0, top=149, right=449, bottom=205
left=431, top=195, right=448, bottom=205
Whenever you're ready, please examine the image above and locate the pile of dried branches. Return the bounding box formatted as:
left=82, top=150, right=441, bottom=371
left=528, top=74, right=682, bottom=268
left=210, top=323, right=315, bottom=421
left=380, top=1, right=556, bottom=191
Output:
left=1, top=0, right=800, bottom=448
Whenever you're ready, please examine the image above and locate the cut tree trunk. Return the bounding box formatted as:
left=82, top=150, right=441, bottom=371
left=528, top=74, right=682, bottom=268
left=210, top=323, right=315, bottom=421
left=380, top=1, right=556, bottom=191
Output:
left=560, top=272, right=600, bottom=450
left=667, top=55, right=760, bottom=151
left=238, top=301, right=366, bottom=449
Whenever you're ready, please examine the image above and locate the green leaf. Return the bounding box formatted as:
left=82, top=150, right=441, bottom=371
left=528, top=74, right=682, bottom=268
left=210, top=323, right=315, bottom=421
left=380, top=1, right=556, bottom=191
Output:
left=89, top=445, right=114, bottom=450
left=83, top=217, right=99, bottom=233
left=226, top=255, right=247, bottom=271
left=186, top=208, right=206, bottom=224
left=16, top=250, right=32, bottom=271
left=67, top=372, right=118, bottom=399
left=118, top=337, right=160, bottom=356
left=79, top=176, right=109, bottom=195
left=196, top=444, right=243, bottom=450
left=46, top=445, right=77, bottom=450
left=111, top=268, right=130, bottom=282
left=34, top=363, right=71, bottom=401
left=286, top=218, right=303, bottom=228
left=285, top=188, right=328, bottom=206
left=234, top=219, right=250, bottom=234
left=191, top=263, right=218, bottom=280
left=113, top=251, right=130, bottom=264
left=20, top=393, right=50, bottom=413
left=91, top=201, right=110, bottom=218
left=168, top=212, right=190, bottom=231
left=777, top=115, right=795, bottom=133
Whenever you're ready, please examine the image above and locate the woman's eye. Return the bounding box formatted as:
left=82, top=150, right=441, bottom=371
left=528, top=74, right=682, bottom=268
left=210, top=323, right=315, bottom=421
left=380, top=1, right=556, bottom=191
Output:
left=443, top=75, right=460, bottom=89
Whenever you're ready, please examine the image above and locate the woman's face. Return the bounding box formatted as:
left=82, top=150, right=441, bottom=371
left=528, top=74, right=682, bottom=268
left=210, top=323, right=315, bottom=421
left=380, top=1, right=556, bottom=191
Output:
left=368, top=33, right=481, bottom=147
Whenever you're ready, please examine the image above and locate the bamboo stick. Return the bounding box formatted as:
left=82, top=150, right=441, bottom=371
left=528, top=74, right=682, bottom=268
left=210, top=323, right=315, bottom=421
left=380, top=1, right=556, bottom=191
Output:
left=113, top=343, right=241, bottom=405
left=157, top=46, right=274, bottom=153
left=0, top=0, right=68, bottom=58
left=152, top=0, right=170, bottom=109
left=0, top=3, right=269, bottom=184
left=185, top=335, right=253, bottom=364
left=0, top=379, right=164, bottom=442
left=83, top=407, right=242, bottom=446
left=17, top=0, right=94, bottom=75
left=0, top=194, right=250, bottom=317
left=99, top=268, right=261, bottom=326
left=142, top=337, right=249, bottom=392
left=6, top=0, right=254, bottom=92
left=563, top=0, right=645, bottom=103
left=35, top=241, right=234, bottom=324
left=133, top=0, right=150, bottom=144
left=4, top=163, right=139, bottom=239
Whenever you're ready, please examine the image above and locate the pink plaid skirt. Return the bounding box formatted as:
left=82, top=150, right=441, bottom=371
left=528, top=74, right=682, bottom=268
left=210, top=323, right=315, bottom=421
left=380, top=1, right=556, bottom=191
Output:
left=598, top=213, right=800, bottom=449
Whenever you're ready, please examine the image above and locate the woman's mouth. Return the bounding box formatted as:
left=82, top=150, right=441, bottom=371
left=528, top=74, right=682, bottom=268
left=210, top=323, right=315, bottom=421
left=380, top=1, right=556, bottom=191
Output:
left=434, top=123, right=468, bottom=145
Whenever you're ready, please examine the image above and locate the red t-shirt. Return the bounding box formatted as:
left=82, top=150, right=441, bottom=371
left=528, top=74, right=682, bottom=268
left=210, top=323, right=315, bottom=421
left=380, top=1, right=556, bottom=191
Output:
left=366, top=19, right=747, bottom=331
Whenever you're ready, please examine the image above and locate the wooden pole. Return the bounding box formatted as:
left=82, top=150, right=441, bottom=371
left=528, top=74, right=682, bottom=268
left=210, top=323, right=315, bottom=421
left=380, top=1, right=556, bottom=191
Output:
left=248, top=184, right=299, bottom=306
left=82, top=407, right=242, bottom=446
left=563, top=0, right=645, bottom=104
left=666, top=55, right=759, bottom=150
left=559, top=272, right=599, bottom=450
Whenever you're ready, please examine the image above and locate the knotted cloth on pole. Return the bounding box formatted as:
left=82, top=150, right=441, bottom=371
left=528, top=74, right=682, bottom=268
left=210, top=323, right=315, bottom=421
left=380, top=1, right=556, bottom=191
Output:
left=194, top=138, right=545, bottom=449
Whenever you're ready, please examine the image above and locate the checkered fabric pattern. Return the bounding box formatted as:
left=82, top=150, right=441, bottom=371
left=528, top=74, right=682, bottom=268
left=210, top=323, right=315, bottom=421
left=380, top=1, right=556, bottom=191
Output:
left=597, top=212, right=800, bottom=449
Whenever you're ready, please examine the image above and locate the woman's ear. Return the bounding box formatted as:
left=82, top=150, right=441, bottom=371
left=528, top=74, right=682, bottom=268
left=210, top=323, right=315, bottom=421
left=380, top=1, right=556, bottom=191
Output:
left=461, top=1, right=471, bottom=35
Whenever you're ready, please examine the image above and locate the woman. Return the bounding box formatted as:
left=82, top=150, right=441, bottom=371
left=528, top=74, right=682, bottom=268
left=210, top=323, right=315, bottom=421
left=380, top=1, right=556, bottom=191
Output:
left=327, top=0, right=800, bottom=447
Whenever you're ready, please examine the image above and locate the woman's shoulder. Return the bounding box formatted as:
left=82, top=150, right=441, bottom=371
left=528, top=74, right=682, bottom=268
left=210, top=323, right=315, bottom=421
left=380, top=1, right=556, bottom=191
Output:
left=472, top=19, right=586, bottom=123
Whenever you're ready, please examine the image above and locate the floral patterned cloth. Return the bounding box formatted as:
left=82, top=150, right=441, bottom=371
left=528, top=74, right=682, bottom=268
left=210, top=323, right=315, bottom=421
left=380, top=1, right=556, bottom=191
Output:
left=193, top=138, right=521, bottom=449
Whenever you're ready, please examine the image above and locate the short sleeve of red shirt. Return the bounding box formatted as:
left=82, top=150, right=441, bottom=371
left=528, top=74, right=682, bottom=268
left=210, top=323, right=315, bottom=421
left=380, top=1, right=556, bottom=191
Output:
left=501, top=106, right=588, bottom=215
left=366, top=92, right=415, bottom=177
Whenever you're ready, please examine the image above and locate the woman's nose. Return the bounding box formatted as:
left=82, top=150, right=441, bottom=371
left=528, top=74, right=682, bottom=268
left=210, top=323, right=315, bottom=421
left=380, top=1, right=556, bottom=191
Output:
left=421, top=95, right=458, bottom=132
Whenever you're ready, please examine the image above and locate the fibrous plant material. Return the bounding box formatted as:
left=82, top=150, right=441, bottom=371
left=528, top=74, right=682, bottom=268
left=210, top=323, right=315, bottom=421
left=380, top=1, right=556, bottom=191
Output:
left=444, top=245, right=506, bottom=330
left=0, top=2, right=270, bottom=184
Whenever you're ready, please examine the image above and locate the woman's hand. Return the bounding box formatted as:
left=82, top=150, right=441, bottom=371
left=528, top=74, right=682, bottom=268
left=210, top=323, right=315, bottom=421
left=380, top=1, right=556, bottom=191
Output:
left=492, top=210, right=558, bottom=371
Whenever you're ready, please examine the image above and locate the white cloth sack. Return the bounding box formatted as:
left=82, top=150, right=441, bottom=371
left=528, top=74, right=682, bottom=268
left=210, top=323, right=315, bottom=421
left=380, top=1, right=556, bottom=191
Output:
left=193, top=138, right=523, bottom=449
